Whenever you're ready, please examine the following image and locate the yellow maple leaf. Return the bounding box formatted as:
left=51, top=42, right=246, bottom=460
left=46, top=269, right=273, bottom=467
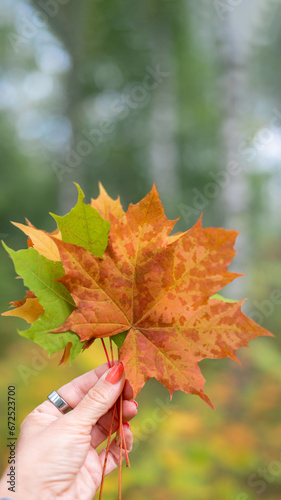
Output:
left=12, top=222, right=61, bottom=261
left=2, top=294, right=44, bottom=323
left=91, top=182, right=125, bottom=221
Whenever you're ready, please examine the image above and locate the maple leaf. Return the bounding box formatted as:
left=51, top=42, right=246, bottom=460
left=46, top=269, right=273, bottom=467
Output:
left=51, top=185, right=272, bottom=405
left=2, top=243, right=84, bottom=362
left=91, top=181, right=125, bottom=221
left=3, top=184, right=111, bottom=363
left=8, top=290, right=37, bottom=308
left=119, top=297, right=271, bottom=406
left=51, top=183, right=110, bottom=257
left=12, top=221, right=61, bottom=261
left=12, top=184, right=110, bottom=261
left=2, top=291, right=44, bottom=323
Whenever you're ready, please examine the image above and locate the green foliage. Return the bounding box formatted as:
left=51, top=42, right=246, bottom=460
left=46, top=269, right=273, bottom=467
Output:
left=2, top=243, right=83, bottom=362
left=51, top=183, right=110, bottom=257
left=111, top=330, right=129, bottom=349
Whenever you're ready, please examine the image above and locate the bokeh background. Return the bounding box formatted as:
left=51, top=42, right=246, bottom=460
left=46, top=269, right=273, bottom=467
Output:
left=0, top=1, right=281, bottom=499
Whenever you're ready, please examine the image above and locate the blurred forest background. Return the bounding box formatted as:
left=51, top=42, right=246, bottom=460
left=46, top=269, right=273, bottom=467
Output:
left=0, top=0, right=281, bottom=499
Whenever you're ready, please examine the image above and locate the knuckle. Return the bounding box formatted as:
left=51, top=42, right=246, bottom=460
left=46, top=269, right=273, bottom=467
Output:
left=20, top=412, right=33, bottom=429
left=85, top=384, right=112, bottom=410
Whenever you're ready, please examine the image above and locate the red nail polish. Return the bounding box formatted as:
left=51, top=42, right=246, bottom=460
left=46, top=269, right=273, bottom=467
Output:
left=123, top=422, right=130, bottom=429
left=131, top=400, right=138, bottom=409
left=105, top=362, right=124, bottom=384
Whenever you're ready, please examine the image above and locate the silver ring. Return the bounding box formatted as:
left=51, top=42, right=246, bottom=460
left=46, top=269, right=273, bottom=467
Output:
left=47, top=391, right=72, bottom=414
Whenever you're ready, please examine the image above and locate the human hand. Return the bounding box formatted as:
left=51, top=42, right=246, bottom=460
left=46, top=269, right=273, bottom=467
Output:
left=0, top=362, right=138, bottom=500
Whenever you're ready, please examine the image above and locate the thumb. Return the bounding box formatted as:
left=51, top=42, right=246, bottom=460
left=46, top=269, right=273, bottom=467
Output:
left=65, top=362, right=125, bottom=429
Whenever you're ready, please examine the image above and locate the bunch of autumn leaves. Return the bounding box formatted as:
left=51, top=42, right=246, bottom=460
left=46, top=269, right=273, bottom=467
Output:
left=2, top=183, right=271, bottom=407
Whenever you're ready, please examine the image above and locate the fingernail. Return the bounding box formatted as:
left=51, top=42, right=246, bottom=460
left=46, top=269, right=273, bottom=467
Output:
left=131, top=400, right=138, bottom=409
left=105, top=362, right=124, bottom=384
left=123, top=422, right=130, bottom=429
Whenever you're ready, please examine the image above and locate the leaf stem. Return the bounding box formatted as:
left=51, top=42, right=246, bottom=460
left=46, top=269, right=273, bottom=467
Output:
left=99, top=337, right=114, bottom=500
left=121, top=420, right=131, bottom=468
left=99, top=402, right=117, bottom=500
left=118, top=392, right=123, bottom=500
left=101, top=338, right=111, bottom=367
left=109, top=337, right=114, bottom=365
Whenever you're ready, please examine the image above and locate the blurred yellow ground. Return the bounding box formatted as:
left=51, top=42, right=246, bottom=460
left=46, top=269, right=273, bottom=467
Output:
left=0, top=329, right=280, bottom=500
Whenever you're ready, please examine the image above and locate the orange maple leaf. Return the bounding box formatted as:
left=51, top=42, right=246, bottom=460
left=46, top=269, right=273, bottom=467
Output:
left=52, top=185, right=272, bottom=405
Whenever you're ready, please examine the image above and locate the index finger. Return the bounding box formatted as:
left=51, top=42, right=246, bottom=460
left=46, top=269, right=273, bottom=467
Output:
left=34, top=361, right=132, bottom=417
left=31, top=362, right=108, bottom=417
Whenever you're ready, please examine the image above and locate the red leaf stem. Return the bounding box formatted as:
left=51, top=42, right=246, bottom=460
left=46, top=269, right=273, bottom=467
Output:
left=118, top=392, right=123, bottom=500
left=98, top=401, right=117, bottom=500
left=101, top=338, right=111, bottom=367
left=110, top=337, right=114, bottom=365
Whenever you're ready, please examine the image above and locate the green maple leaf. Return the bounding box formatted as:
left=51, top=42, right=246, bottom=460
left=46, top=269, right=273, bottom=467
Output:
left=111, top=330, right=129, bottom=349
left=50, top=183, right=110, bottom=257
left=2, top=243, right=83, bottom=362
